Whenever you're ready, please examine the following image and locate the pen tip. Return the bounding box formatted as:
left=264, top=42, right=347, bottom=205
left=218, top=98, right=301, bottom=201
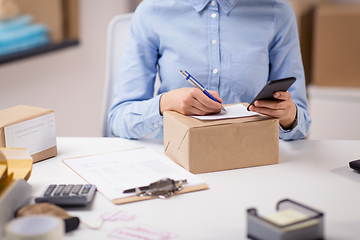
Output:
left=179, top=69, right=187, bottom=78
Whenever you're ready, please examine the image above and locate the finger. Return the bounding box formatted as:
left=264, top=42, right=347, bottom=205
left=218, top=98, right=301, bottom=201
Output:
left=193, top=90, right=223, bottom=111
left=185, top=89, right=221, bottom=114
left=184, top=100, right=219, bottom=115
left=192, top=99, right=222, bottom=114
left=207, top=90, right=223, bottom=104
left=249, top=105, right=285, bottom=119
left=254, top=100, right=287, bottom=111
left=273, top=91, right=291, bottom=101
left=189, top=105, right=214, bottom=115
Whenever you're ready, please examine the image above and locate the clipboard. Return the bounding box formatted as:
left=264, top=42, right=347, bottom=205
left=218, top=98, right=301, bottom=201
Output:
left=62, top=148, right=208, bottom=205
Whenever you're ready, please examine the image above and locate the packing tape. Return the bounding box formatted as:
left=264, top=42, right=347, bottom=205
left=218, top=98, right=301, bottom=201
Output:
left=5, top=215, right=64, bottom=240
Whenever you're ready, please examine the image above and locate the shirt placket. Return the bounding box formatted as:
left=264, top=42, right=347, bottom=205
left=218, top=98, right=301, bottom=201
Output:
left=208, top=1, right=220, bottom=91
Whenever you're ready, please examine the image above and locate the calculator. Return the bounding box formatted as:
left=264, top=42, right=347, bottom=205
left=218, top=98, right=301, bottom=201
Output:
left=35, top=184, right=97, bottom=207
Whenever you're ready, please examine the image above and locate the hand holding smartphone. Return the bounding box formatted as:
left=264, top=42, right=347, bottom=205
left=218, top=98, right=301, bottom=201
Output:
left=247, top=77, right=296, bottom=111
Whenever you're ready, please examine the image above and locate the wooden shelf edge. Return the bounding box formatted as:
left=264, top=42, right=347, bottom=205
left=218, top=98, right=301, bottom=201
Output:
left=0, top=39, right=80, bottom=65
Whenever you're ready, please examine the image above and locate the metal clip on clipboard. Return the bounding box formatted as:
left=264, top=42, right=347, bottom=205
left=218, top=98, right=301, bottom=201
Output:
left=123, top=178, right=187, bottom=199
left=247, top=199, right=324, bottom=240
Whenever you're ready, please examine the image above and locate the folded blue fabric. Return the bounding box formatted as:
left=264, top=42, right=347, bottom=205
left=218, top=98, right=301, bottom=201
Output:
left=0, top=16, right=50, bottom=56
left=0, top=15, right=33, bottom=33
left=0, top=34, right=49, bottom=56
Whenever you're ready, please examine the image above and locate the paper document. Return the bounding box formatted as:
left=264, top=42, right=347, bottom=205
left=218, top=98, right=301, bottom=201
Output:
left=4, top=113, right=56, bottom=155
left=63, top=148, right=206, bottom=201
left=191, top=103, right=258, bottom=120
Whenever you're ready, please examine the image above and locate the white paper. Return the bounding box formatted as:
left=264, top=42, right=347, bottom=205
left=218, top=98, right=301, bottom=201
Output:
left=63, top=148, right=206, bottom=201
left=191, top=104, right=259, bottom=120
left=4, top=113, right=56, bottom=156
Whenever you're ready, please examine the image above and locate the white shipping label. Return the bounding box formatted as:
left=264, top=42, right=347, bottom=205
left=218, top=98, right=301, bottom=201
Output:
left=4, top=113, right=56, bottom=156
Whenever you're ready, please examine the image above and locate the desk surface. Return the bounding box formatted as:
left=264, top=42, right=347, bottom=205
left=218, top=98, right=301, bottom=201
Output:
left=28, top=137, right=360, bottom=239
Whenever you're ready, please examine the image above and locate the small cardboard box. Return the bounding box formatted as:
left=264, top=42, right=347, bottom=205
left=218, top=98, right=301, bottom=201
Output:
left=287, top=0, right=320, bottom=84
left=312, top=2, right=360, bottom=87
left=0, top=105, right=57, bottom=163
left=14, top=0, right=64, bottom=43
left=163, top=104, right=279, bottom=174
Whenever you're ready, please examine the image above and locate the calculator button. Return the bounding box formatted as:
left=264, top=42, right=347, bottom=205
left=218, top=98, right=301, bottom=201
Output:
left=44, top=184, right=57, bottom=196
left=62, top=184, right=75, bottom=196
left=53, top=184, right=66, bottom=196
left=71, top=184, right=83, bottom=195
left=81, top=185, right=92, bottom=194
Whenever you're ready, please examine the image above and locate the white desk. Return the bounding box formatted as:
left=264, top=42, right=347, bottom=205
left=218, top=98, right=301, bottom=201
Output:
left=28, top=137, right=360, bottom=239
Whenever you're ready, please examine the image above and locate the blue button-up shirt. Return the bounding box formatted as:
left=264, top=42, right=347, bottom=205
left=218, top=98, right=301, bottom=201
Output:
left=109, top=0, right=311, bottom=140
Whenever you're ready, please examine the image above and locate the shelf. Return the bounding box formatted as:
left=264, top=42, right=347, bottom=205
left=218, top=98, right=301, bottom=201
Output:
left=0, top=39, right=79, bottom=65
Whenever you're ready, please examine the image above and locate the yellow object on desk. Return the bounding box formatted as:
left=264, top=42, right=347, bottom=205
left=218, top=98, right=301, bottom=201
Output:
left=0, top=148, right=33, bottom=180
left=0, top=148, right=33, bottom=237
left=263, top=208, right=319, bottom=232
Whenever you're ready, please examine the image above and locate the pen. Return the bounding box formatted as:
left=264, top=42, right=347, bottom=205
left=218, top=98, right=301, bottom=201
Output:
left=179, top=70, right=226, bottom=111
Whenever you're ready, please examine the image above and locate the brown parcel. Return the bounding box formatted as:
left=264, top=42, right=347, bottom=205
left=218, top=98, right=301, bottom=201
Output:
left=13, top=0, right=64, bottom=43
left=164, top=104, right=279, bottom=174
left=312, top=2, right=360, bottom=87
left=0, top=105, right=57, bottom=163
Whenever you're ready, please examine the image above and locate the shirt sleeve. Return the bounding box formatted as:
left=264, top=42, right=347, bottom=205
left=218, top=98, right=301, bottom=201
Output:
left=108, top=2, right=163, bottom=139
left=269, top=1, right=312, bottom=140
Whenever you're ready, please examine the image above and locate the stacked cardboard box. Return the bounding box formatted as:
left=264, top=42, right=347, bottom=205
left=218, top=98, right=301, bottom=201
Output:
left=0, top=105, right=57, bottom=163
left=312, top=2, right=360, bottom=87
left=12, top=0, right=79, bottom=43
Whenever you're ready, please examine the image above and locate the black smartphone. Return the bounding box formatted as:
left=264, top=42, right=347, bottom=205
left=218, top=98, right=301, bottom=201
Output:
left=349, top=159, right=360, bottom=172
left=247, top=77, right=296, bottom=111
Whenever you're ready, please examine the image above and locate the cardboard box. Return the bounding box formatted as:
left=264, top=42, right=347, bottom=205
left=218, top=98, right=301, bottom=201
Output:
left=62, top=0, right=80, bottom=40
left=0, top=105, right=57, bottom=163
left=13, top=0, right=64, bottom=43
left=312, top=2, right=360, bottom=87
left=287, top=0, right=322, bottom=85
left=163, top=105, right=279, bottom=174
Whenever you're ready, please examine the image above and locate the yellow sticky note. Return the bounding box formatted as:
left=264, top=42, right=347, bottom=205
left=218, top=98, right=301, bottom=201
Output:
left=263, top=208, right=318, bottom=232
left=264, top=208, right=308, bottom=226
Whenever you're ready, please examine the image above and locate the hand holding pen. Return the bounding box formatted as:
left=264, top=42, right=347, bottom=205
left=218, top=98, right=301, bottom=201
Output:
left=179, top=70, right=226, bottom=112
left=159, top=73, right=224, bottom=116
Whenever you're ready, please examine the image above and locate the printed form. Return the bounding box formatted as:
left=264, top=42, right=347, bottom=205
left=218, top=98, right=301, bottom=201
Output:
left=63, top=148, right=206, bottom=201
left=4, top=113, right=56, bottom=155
left=191, top=103, right=258, bottom=120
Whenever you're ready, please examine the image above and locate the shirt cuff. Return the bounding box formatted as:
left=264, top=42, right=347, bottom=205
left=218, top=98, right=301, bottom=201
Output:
left=141, top=94, right=164, bottom=138
left=279, top=105, right=298, bottom=133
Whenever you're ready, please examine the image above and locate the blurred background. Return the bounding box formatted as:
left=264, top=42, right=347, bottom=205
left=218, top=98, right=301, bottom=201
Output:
left=0, top=0, right=359, bottom=140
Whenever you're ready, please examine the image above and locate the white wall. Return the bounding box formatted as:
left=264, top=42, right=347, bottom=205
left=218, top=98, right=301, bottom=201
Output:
left=0, top=0, right=137, bottom=137
left=307, top=85, right=360, bottom=140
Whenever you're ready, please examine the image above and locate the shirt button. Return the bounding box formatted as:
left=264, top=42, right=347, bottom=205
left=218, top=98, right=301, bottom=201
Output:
left=211, top=39, right=217, bottom=45
left=211, top=13, right=217, bottom=18
left=158, top=121, right=163, bottom=125
left=213, top=69, right=218, bottom=74
left=211, top=1, right=216, bottom=6
left=154, top=124, right=159, bottom=128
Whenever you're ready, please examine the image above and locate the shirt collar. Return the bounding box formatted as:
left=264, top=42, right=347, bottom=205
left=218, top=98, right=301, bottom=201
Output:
left=188, top=0, right=239, bottom=14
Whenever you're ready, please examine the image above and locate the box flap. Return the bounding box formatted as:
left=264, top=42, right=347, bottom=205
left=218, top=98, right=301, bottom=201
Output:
left=0, top=105, right=54, bottom=128
left=164, top=111, right=191, bottom=152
